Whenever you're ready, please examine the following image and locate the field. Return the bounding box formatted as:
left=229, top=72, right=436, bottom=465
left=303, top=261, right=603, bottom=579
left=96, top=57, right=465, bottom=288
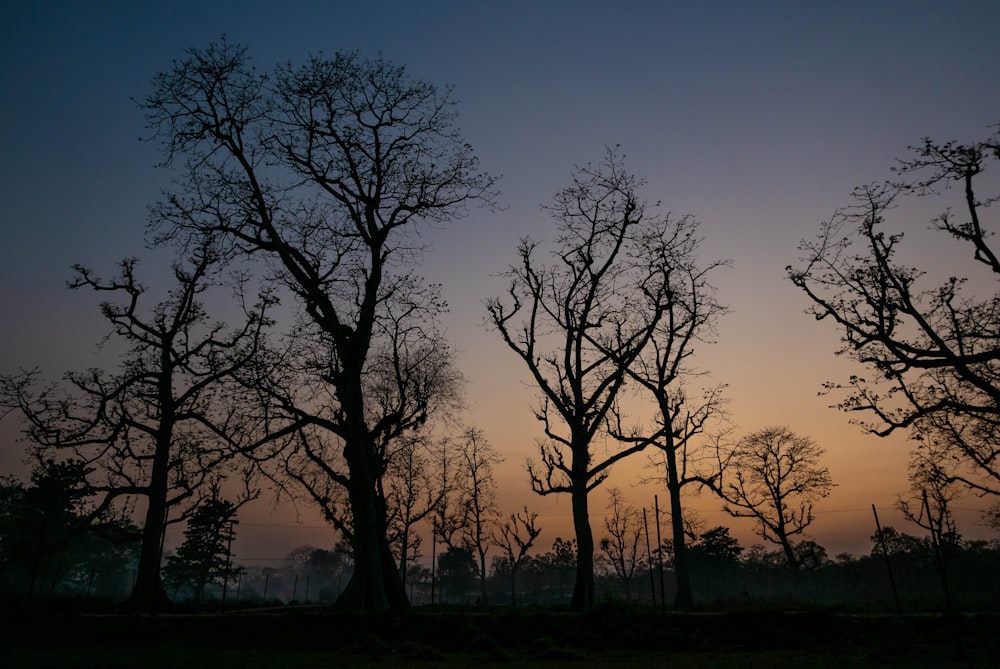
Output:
left=2, top=605, right=997, bottom=668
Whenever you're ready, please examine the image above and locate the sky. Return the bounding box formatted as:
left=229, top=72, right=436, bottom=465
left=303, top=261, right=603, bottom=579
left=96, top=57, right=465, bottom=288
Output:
left=2, top=0, right=1000, bottom=565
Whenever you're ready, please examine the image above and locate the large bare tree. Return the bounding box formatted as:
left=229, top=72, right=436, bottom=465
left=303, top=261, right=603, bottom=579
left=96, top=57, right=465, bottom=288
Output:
left=486, top=147, right=677, bottom=608
left=606, top=213, right=729, bottom=607
left=1, top=242, right=272, bottom=608
left=141, top=41, right=496, bottom=610
left=788, top=126, right=1000, bottom=520
left=711, top=426, right=834, bottom=569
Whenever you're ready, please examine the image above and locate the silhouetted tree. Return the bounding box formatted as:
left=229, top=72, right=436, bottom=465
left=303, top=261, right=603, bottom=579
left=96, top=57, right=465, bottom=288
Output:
left=142, top=40, right=496, bottom=611
left=1, top=243, right=271, bottom=609
left=690, top=526, right=743, bottom=565
left=0, top=462, right=89, bottom=599
left=494, top=506, right=541, bottom=606
left=711, top=426, right=834, bottom=569
left=163, top=492, right=238, bottom=603
left=602, top=207, right=729, bottom=608
left=384, top=434, right=446, bottom=591
left=437, top=545, right=476, bottom=603
left=487, top=148, right=680, bottom=609
left=544, top=537, right=577, bottom=604
left=597, top=488, right=643, bottom=600
left=286, top=542, right=353, bottom=602
left=899, top=450, right=961, bottom=538
left=793, top=539, right=829, bottom=573
left=0, top=461, right=138, bottom=601
left=456, top=428, right=501, bottom=604
left=788, top=125, right=1000, bottom=514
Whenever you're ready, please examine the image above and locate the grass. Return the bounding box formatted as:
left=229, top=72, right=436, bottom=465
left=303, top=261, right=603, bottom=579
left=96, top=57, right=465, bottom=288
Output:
left=2, top=606, right=996, bottom=668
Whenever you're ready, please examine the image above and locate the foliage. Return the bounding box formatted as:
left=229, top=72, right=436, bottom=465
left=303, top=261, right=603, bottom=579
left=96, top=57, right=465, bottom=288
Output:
left=163, top=494, right=238, bottom=603
left=437, top=545, right=477, bottom=602
left=690, top=526, right=744, bottom=566
left=0, top=462, right=138, bottom=601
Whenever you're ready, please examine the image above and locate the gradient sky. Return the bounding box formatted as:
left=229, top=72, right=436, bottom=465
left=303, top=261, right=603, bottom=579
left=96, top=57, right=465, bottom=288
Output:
left=3, top=1, right=1000, bottom=564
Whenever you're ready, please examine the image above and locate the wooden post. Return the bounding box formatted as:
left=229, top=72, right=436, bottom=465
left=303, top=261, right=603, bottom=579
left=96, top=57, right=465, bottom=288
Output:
left=655, top=495, right=666, bottom=614
left=221, top=519, right=236, bottom=612
left=430, top=528, right=437, bottom=607
left=643, top=507, right=656, bottom=608
left=872, top=504, right=902, bottom=616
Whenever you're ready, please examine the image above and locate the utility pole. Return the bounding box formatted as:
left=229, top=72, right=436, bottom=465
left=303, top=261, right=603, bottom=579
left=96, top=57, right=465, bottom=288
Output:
left=643, top=507, right=656, bottom=608
left=221, top=518, right=237, bottom=612
left=655, top=495, right=666, bottom=614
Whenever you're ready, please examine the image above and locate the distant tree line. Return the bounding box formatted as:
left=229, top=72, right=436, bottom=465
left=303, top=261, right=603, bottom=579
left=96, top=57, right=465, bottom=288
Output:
left=4, top=452, right=999, bottom=615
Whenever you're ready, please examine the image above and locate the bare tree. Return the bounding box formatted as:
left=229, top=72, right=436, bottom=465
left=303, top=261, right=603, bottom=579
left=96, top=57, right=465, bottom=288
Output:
left=788, top=125, right=1000, bottom=514
left=494, top=506, right=541, bottom=606
left=606, top=213, right=729, bottom=608
left=1, top=243, right=272, bottom=608
left=711, top=426, right=834, bottom=569
left=598, top=488, right=643, bottom=600
left=899, top=449, right=961, bottom=543
left=455, top=428, right=501, bottom=604
left=384, top=434, right=447, bottom=591
left=141, top=40, right=496, bottom=610
left=431, top=439, right=465, bottom=552
left=486, top=147, right=677, bottom=608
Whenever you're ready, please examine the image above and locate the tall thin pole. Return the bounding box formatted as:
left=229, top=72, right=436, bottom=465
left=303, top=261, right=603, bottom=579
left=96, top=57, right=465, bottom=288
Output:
left=872, top=504, right=902, bottom=617
left=643, top=507, right=656, bottom=608
left=431, top=528, right=437, bottom=606
left=221, top=519, right=236, bottom=612
left=654, top=495, right=666, bottom=614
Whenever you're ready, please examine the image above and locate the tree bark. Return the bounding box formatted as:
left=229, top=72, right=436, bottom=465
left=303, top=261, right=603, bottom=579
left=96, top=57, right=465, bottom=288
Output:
left=780, top=536, right=799, bottom=570
left=336, top=432, right=407, bottom=611
left=570, top=482, right=595, bottom=610
left=664, top=441, right=694, bottom=608
left=126, top=430, right=172, bottom=610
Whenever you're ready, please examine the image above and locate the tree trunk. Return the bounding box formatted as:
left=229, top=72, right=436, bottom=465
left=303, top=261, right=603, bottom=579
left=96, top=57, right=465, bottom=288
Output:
left=780, top=535, right=799, bottom=570
left=127, top=431, right=172, bottom=610
left=570, top=483, right=594, bottom=610
left=336, top=438, right=408, bottom=611
left=478, top=547, right=488, bottom=605
left=398, top=528, right=409, bottom=591
left=664, top=442, right=694, bottom=608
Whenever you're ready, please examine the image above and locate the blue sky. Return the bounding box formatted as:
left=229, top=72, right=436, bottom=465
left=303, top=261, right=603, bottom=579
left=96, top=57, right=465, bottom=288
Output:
left=3, top=1, right=999, bottom=557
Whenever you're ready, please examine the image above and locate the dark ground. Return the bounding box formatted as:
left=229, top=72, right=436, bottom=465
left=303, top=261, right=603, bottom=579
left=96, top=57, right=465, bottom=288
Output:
left=2, top=605, right=996, bottom=668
